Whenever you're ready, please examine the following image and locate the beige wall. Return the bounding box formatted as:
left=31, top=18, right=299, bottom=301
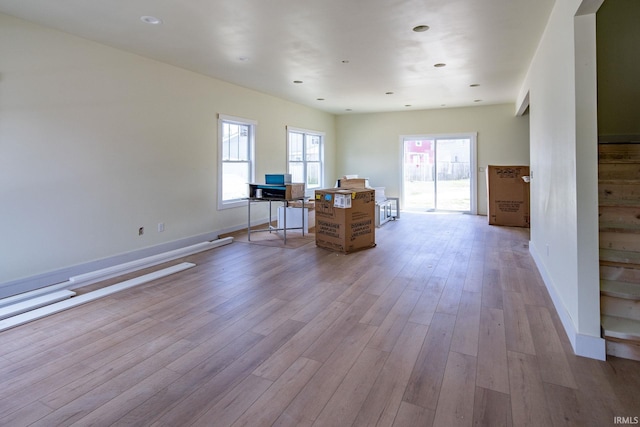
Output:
left=335, top=104, right=530, bottom=215
left=0, top=13, right=335, bottom=286
left=597, top=0, right=640, bottom=136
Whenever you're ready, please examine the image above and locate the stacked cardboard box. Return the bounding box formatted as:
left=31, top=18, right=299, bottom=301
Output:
left=249, top=183, right=305, bottom=199
left=486, top=165, right=530, bottom=228
left=336, top=178, right=369, bottom=189
left=314, top=188, right=376, bottom=253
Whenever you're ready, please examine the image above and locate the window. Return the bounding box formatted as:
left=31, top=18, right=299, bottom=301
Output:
left=218, top=114, right=256, bottom=209
left=287, top=127, right=324, bottom=194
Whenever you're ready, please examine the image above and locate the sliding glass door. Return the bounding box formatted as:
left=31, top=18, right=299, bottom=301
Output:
left=402, top=134, right=477, bottom=213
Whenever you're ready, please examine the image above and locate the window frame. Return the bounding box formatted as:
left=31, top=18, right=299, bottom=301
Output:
left=217, top=114, right=256, bottom=210
left=286, top=126, right=325, bottom=196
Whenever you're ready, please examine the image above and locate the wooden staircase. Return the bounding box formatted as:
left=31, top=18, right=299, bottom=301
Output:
left=599, top=141, right=640, bottom=360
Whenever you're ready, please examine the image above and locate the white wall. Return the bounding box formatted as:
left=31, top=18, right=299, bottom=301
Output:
left=518, top=0, right=604, bottom=359
left=335, top=104, right=530, bottom=215
left=0, top=13, right=336, bottom=293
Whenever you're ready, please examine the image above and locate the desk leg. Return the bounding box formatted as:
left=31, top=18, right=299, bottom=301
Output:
left=247, top=199, right=251, bottom=241
left=283, top=201, right=287, bottom=244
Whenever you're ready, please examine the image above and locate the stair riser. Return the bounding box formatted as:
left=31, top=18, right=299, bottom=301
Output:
left=599, top=143, right=640, bottom=163
left=606, top=338, right=640, bottom=361
left=601, top=296, right=640, bottom=321
left=600, top=232, right=640, bottom=252
left=599, top=206, right=640, bottom=230
left=601, top=265, right=640, bottom=284
left=599, top=163, right=640, bottom=180
left=599, top=184, right=640, bottom=206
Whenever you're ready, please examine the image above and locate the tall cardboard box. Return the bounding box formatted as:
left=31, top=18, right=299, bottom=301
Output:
left=314, top=188, right=376, bottom=253
left=486, top=165, right=530, bottom=228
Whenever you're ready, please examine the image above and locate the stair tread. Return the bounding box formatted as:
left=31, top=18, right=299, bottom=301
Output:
left=602, top=315, right=640, bottom=341
left=599, top=179, right=640, bottom=184
left=601, top=280, right=640, bottom=300
left=599, top=202, right=640, bottom=208
left=599, top=223, right=640, bottom=233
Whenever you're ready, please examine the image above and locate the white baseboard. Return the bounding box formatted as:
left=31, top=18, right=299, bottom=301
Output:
left=529, top=240, right=606, bottom=361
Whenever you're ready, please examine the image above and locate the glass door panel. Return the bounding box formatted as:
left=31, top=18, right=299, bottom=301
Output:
left=403, top=139, right=435, bottom=211
left=403, top=136, right=472, bottom=213
left=435, top=138, right=471, bottom=211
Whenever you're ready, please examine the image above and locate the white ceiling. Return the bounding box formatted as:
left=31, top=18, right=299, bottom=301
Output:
left=0, top=0, right=555, bottom=114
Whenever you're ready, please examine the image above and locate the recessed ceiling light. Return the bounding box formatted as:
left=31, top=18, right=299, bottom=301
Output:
left=405, top=104, right=412, bottom=107
left=345, top=109, right=352, bottom=111
left=317, top=98, right=325, bottom=101
left=474, top=99, right=483, bottom=102
left=140, top=16, right=162, bottom=25
left=434, top=63, right=446, bottom=68
left=413, top=25, right=430, bottom=32
left=385, top=92, right=394, bottom=95
left=293, top=80, right=303, bottom=84
left=470, top=83, right=480, bottom=87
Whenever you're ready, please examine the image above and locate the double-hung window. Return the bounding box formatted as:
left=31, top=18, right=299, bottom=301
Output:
left=218, top=114, right=255, bottom=209
left=287, top=127, right=324, bottom=195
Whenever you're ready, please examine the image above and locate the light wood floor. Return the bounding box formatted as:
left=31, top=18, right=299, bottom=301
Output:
left=1, top=213, right=639, bottom=426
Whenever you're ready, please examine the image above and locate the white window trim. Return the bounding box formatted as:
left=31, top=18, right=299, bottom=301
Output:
left=218, top=114, right=257, bottom=210
left=286, top=126, right=325, bottom=196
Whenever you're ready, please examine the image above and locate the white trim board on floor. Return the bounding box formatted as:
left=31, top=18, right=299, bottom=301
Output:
left=0, top=237, right=233, bottom=301
left=0, top=262, right=195, bottom=333
left=0, top=290, right=76, bottom=320
left=0, top=233, right=231, bottom=299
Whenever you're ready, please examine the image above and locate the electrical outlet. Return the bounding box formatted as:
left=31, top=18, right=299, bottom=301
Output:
left=158, top=222, right=165, bottom=232
left=138, top=227, right=144, bottom=236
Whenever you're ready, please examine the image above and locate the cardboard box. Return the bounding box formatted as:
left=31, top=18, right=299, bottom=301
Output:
left=336, top=178, right=369, bottom=189
left=314, top=188, right=376, bottom=253
left=249, top=183, right=305, bottom=200
left=486, top=165, right=530, bottom=227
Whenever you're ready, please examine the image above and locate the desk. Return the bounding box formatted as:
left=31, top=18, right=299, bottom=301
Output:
left=247, top=197, right=306, bottom=244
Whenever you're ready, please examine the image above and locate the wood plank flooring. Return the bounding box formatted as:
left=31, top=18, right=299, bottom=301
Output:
left=1, top=212, right=639, bottom=426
